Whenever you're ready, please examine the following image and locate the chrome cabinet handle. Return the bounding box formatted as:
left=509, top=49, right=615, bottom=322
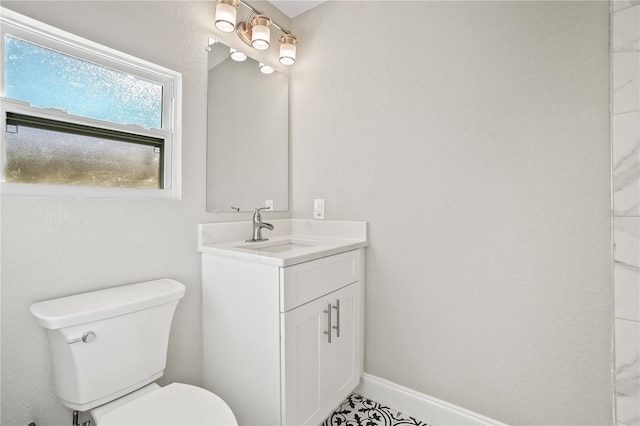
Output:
left=67, top=331, right=96, bottom=345
left=323, top=303, right=332, bottom=344
left=332, top=299, right=340, bottom=338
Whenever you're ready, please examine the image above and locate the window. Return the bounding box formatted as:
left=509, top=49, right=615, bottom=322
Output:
left=5, top=36, right=163, bottom=129
left=0, top=8, right=182, bottom=198
left=5, top=113, right=164, bottom=189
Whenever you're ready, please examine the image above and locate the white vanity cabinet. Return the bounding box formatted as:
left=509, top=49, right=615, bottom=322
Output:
left=202, top=248, right=364, bottom=426
left=282, top=281, right=361, bottom=425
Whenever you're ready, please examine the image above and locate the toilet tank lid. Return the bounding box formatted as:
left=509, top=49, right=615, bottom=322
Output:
left=30, top=279, right=186, bottom=330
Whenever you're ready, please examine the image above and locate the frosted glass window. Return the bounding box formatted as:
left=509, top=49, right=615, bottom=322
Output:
left=4, top=113, right=162, bottom=189
left=1, top=8, right=181, bottom=198
left=4, top=35, right=162, bottom=129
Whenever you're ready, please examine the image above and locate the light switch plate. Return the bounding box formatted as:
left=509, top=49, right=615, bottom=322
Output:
left=314, top=199, right=325, bottom=220
left=265, top=200, right=273, bottom=211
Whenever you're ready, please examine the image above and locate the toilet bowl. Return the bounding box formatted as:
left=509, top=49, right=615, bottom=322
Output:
left=30, top=279, right=237, bottom=426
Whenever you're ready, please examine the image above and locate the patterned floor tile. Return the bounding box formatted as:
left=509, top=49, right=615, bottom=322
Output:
left=321, top=393, right=431, bottom=426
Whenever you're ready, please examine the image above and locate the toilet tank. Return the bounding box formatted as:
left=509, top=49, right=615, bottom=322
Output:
left=30, top=279, right=186, bottom=411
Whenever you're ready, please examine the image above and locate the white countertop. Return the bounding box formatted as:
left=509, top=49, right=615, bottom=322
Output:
left=197, top=220, right=368, bottom=267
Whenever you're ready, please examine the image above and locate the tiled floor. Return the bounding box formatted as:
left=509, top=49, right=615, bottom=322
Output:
left=321, top=393, right=431, bottom=426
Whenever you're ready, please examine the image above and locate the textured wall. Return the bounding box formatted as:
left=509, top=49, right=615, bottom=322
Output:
left=0, top=2, right=289, bottom=425
left=290, top=2, right=613, bottom=424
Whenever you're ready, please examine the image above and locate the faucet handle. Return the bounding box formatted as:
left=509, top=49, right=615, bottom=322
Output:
left=253, top=207, right=270, bottom=220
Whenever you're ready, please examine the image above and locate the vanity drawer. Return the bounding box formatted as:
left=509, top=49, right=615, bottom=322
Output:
left=279, top=250, right=360, bottom=312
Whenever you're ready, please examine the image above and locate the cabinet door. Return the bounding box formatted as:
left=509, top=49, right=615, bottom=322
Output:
left=326, top=282, right=362, bottom=411
left=281, top=296, right=329, bottom=426
left=281, top=282, right=362, bottom=426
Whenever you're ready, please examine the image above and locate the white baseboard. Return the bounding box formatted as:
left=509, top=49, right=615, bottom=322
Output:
left=355, top=373, right=508, bottom=426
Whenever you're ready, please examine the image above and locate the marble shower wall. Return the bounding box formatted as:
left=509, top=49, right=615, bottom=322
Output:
left=612, top=2, right=640, bottom=425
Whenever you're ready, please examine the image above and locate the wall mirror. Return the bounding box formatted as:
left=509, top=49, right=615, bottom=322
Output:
left=206, top=40, right=289, bottom=213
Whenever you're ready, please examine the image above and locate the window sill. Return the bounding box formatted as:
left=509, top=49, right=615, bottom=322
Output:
left=1, top=182, right=181, bottom=200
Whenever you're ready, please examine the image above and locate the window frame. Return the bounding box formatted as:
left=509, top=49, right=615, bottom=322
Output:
left=0, top=7, right=182, bottom=199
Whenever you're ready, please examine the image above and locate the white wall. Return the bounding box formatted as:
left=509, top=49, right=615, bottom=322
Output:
left=0, top=2, right=289, bottom=425
left=290, top=2, right=613, bottom=425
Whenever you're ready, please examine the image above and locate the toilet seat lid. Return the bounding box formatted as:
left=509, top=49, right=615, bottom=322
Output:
left=98, top=383, right=237, bottom=426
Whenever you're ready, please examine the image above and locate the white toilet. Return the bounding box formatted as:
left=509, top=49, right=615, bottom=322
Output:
left=30, top=278, right=237, bottom=426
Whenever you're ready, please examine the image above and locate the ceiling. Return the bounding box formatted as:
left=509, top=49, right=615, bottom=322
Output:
left=268, top=0, right=326, bottom=18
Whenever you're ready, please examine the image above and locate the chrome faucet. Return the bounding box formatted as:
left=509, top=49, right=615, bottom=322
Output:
left=246, top=207, right=274, bottom=242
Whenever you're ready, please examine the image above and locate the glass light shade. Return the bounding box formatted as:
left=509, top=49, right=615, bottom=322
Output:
left=279, top=42, right=296, bottom=65
left=215, top=3, right=236, bottom=33
left=230, top=48, right=247, bottom=62
left=259, top=63, right=274, bottom=74
left=251, top=24, right=270, bottom=50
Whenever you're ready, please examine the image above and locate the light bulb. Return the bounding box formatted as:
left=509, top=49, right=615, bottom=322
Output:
left=259, top=63, right=274, bottom=74
left=215, top=2, right=237, bottom=33
left=252, top=25, right=270, bottom=50
left=279, top=35, right=297, bottom=65
left=230, top=48, right=247, bottom=61
left=250, top=16, right=272, bottom=51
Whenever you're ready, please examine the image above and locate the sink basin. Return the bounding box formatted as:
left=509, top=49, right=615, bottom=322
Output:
left=241, top=242, right=314, bottom=253
left=237, top=240, right=318, bottom=253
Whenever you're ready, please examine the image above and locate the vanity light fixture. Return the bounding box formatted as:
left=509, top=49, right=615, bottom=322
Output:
left=230, top=48, right=247, bottom=61
left=249, top=15, right=272, bottom=50
left=278, top=34, right=297, bottom=65
left=214, top=0, right=239, bottom=33
left=236, top=14, right=272, bottom=51
left=214, top=0, right=299, bottom=66
left=259, top=63, right=274, bottom=74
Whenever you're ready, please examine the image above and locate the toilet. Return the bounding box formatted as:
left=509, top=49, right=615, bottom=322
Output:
left=30, top=279, right=237, bottom=426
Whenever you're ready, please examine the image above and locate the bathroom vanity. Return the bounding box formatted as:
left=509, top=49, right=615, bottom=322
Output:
left=198, top=220, right=367, bottom=425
